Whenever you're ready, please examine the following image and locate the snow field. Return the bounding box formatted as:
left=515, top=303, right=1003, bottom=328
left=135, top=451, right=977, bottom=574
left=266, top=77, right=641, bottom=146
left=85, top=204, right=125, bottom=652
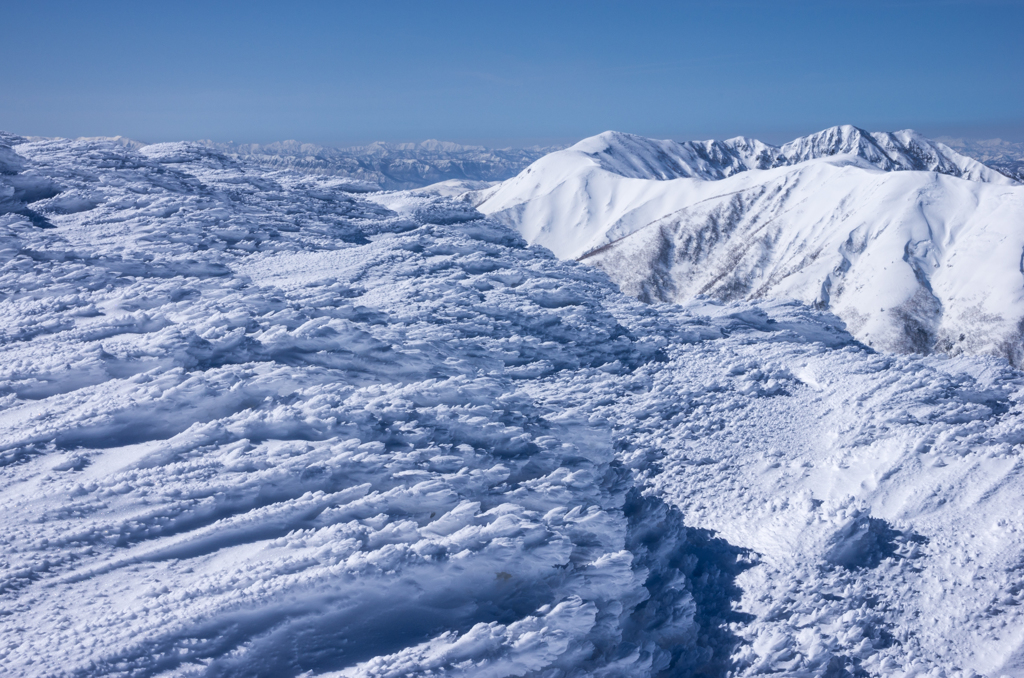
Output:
left=0, top=134, right=1023, bottom=676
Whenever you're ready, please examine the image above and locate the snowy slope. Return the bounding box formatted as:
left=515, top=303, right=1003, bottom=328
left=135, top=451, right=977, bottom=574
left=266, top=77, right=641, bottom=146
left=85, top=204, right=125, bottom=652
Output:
left=1, top=134, right=1024, bottom=676
left=477, top=126, right=1024, bottom=364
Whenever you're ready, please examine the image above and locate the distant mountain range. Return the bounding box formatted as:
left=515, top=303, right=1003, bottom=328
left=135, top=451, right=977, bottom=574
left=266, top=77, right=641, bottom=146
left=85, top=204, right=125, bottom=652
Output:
left=938, top=136, right=1024, bottom=182
left=203, top=139, right=560, bottom=191
left=5, top=126, right=1023, bottom=365
left=200, top=128, right=1024, bottom=189
left=474, top=126, right=1024, bottom=365
left=9, top=129, right=1021, bottom=189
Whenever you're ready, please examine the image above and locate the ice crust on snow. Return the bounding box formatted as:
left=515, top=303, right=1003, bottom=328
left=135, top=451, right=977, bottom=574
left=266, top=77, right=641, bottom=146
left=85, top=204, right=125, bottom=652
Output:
left=476, top=125, right=1024, bottom=366
left=0, top=134, right=1024, bottom=676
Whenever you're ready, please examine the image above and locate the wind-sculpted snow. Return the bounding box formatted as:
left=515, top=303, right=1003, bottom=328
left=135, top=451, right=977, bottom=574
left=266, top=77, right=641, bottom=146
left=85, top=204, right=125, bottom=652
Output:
left=0, top=135, right=728, bottom=677
left=477, top=126, right=1024, bottom=365
left=2, top=134, right=1024, bottom=677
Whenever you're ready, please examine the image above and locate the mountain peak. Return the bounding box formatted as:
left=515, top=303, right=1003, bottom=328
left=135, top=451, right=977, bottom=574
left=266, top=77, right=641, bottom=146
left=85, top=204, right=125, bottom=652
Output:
left=779, top=125, right=895, bottom=168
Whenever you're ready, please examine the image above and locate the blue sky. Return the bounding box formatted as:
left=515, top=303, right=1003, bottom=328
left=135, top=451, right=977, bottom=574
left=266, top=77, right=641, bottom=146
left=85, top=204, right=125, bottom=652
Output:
left=4, top=0, right=1023, bottom=146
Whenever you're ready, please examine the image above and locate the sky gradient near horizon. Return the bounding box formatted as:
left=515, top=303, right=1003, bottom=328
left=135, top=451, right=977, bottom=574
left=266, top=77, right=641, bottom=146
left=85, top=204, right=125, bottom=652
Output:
left=4, top=0, right=1024, bottom=146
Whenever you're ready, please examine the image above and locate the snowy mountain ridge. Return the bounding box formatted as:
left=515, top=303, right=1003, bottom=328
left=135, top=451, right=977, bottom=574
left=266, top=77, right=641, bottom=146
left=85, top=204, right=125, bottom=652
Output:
left=477, top=126, right=1024, bottom=366
left=939, top=136, right=1024, bottom=182
left=8, top=126, right=1015, bottom=193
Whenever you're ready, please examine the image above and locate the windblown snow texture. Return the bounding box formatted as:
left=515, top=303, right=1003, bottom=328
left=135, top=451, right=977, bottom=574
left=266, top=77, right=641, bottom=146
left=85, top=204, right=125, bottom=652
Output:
left=1, top=134, right=1024, bottom=677
left=477, top=125, right=1024, bottom=365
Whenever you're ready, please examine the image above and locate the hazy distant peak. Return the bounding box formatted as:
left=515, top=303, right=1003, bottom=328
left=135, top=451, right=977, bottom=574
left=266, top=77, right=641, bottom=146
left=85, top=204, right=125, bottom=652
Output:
left=416, top=139, right=486, bottom=153
left=189, top=137, right=562, bottom=190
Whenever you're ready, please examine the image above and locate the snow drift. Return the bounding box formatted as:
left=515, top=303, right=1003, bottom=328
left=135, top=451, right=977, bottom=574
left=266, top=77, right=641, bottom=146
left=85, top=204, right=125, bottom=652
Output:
left=476, top=126, right=1024, bottom=365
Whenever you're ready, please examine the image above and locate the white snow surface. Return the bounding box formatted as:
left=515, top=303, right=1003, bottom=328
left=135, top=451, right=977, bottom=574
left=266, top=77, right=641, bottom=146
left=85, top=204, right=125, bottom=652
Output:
left=1, top=134, right=1024, bottom=677
left=476, top=126, right=1024, bottom=365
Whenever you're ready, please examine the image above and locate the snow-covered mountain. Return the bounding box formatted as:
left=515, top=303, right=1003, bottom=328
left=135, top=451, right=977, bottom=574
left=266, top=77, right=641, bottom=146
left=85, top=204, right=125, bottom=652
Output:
left=3, top=133, right=1024, bottom=676
left=6, top=131, right=559, bottom=192
left=477, top=126, right=1024, bottom=365
left=939, top=136, right=1024, bottom=182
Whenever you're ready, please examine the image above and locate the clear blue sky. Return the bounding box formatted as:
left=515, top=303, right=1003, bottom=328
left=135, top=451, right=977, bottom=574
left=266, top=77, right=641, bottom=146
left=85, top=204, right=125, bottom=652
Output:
left=4, top=0, right=1023, bottom=146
